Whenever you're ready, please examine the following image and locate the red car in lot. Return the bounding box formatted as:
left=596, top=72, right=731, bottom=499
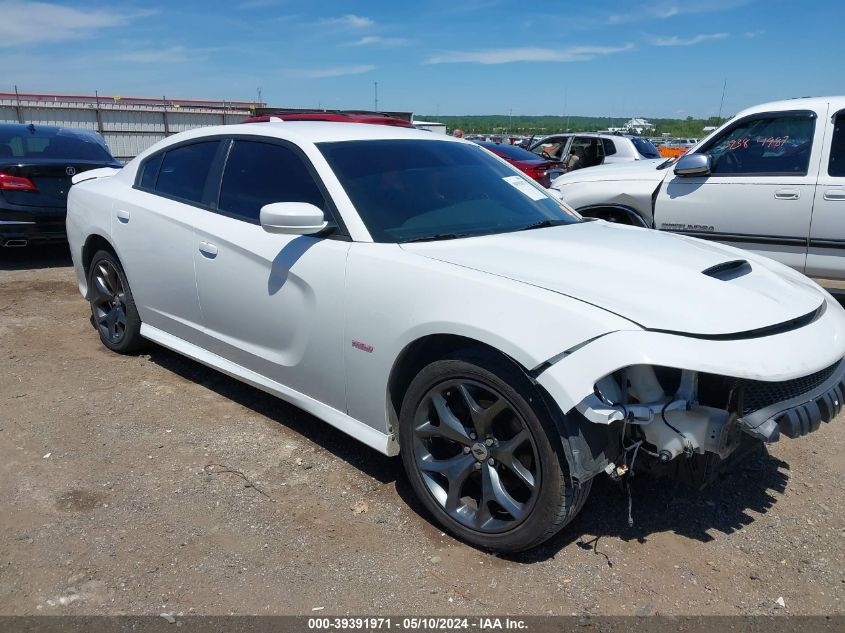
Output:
left=476, top=141, right=563, bottom=187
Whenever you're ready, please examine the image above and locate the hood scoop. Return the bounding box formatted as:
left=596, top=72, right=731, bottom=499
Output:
left=702, top=259, right=752, bottom=281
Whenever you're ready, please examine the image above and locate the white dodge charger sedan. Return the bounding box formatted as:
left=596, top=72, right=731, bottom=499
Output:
left=67, top=117, right=845, bottom=551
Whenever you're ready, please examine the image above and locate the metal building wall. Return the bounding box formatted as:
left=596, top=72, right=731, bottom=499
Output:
left=0, top=95, right=257, bottom=162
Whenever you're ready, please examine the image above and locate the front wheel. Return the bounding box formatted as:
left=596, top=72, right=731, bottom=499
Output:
left=399, top=351, right=590, bottom=552
left=87, top=249, right=145, bottom=353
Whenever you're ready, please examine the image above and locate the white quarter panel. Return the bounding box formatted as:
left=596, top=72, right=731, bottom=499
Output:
left=192, top=214, right=350, bottom=413
left=67, top=178, right=120, bottom=296
left=343, top=243, right=636, bottom=434
left=538, top=293, right=845, bottom=414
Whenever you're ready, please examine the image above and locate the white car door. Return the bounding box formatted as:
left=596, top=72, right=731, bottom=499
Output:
left=655, top=109, right=823, bottom=271
left=191, top=137, right=349, bottom=411
left=114, top=140, right=221, bottom=344
left=807, top=108, right=845, bottom=278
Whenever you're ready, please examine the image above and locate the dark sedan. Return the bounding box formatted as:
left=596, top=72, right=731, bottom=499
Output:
left=0, top=123, right=121, bottom=247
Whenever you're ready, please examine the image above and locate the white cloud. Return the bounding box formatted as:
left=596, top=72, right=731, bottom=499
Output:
left=0, top=1, right=145, bottom=47
left=608, top=0, right=748, bottom=24
left=118, top=47, right=194, bottom=63
left=744, top=29, right=765, bottom=38
left=320, top=14, right=374, bottom=28
left=651, top=32, right=729, bottom=46
left=286, top=65, right=376, bottom=78
left=425, top=43, right=634, bottom=65
left=344, top=35, right=409, bottom=47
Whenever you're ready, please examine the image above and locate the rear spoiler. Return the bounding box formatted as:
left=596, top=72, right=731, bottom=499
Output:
left=72, top=167, right=121, bottom=185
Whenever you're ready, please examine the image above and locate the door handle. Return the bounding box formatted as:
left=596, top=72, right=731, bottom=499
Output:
left=774, top=189, right=800, bottom=200
left=116, top=209, right=130, bottom=223
left=824, top=189, right=845, bottom=201
left=198, top=241, right=218, bottom=259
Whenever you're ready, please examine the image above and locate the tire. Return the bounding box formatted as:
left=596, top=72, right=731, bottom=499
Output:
left=399, top=349, right=591, bottom=552
left=87, top=249, right=145, bottom=354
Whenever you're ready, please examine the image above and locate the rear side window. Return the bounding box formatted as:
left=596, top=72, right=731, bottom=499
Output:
left=630, top=137, right=660, bottom=158
left=155, top=141, right=219, bottom=203
left=828, top=113, right=845, bottom=177
left=0, top=128, right=113, bottom=161
left=139, top=152, right=163, bottom=189
left=218, top=140, right=326, bottom=224
left=602, top=138, right=617, bottom=156
left=703, top=114, right=815, bottom=176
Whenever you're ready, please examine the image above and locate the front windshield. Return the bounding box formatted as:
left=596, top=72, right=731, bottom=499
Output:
left=318, top=139, right=580, bottom=243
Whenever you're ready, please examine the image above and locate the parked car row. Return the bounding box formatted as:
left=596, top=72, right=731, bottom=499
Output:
left=62, top=110, right=845, bottom=552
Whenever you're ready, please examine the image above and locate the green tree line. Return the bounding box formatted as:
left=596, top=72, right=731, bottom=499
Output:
left=417, top=114, right=724, bottom=138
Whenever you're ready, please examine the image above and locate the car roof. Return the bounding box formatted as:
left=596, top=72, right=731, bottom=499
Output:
left=733, top=95, right=845, bottom=118
left=155, top=120, right=458, bottom=146
left=0, top=123, right=101, bottom=138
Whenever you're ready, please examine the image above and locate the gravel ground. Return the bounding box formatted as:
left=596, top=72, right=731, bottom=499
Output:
left=1, top=245, right=844, bottom=617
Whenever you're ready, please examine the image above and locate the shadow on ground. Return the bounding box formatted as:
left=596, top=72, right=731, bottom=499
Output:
left=0, top=244, right=72, bottom=270
left=146, top=343, right=790, bottom=562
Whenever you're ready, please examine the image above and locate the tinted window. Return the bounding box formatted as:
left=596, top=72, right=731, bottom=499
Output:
left=630, top=137, right=660, bottom=158
left=478, top=142, right=543, bottom=162
left=219, top=141, right=326, bottom=223
left=703, top=114, right=814, bottom=175
left=156, top=141, right=219, bottom=203
left=139, top=152, right=163, bottom=189
left=602, top=138, right=617, bottom=156
left=0, top=126, right=113, bottom=161
left=319, top=140, right=580, bottom=243
left=829, top=113, right=845, bottom=177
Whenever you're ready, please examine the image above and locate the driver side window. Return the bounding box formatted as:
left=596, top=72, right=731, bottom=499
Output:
left=705, top=114, right=815, bottom=176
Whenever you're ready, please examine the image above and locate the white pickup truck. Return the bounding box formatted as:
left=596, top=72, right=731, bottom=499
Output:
left=550, top=96, right=845, bottom=279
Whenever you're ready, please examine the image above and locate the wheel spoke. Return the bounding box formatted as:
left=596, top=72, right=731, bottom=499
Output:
left=457, top=384, right=507, bottom=437
left=482, top=462, right=526, bottom=521
left=498, top=453, right=536, bottom=490
left=417, top=392, right=472, bottom=446
left=420, top=453, right=475, bottom=512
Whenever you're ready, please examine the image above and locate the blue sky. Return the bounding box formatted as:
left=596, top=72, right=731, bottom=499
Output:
left=0, top=0, right=842, bottom=118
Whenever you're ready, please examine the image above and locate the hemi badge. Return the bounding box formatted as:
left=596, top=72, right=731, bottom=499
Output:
left=352, top=340, right=374, bottom=353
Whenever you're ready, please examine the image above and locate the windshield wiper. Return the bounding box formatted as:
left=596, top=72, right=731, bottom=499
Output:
left=656, top=158, right=676, bottom=170
left=402, top=233, right=472, bottom=243
left=516, top=219, right=569, bottom=232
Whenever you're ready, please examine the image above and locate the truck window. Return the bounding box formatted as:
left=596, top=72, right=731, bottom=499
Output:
left=702, top=114, right=815, bottom=176
left=829, top=112, right=845, bottom=177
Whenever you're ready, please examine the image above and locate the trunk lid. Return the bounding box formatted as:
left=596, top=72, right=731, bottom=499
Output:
left=0, top=160, right=119, bottom=208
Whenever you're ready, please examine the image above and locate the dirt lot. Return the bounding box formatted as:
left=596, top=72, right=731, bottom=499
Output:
left=1, top=245, right=844, bottom=617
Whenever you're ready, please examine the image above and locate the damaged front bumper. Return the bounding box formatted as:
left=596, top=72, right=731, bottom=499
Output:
left=535, top=293, right=845, bottom=480
left=740, top=358, right=845, bottom=442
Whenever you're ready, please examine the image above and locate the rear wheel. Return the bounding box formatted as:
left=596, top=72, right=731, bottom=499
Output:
left=87, top=249, right=144, bottom=353
left=399, top=351, right=590, bottom=552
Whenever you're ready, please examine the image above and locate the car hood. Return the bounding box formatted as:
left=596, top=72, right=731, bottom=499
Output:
left=400, top=221, right=824, bottom=336
left=551, top=158, right=667, bottom=188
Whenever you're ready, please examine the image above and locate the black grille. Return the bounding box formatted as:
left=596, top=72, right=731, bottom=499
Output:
left=741, top=362, right=840, bottom=415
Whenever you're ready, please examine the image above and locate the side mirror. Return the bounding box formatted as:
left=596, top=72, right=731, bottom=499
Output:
left=674, top=153, right=712, bottom=177
left=259, top=202, right=328, bottom=235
